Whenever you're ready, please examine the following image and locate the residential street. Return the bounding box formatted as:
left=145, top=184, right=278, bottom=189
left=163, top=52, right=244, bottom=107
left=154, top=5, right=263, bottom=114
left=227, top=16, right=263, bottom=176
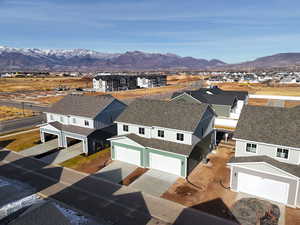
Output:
left=0, top=114, right=45, bottom=134
left=0, top=100, right=48, bottom=112
left=0, top=150, right=236, bottom=225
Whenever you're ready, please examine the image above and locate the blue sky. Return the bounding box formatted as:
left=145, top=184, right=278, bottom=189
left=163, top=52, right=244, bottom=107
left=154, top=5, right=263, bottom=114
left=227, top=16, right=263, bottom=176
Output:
left=1, top=0, right=300, bottom=63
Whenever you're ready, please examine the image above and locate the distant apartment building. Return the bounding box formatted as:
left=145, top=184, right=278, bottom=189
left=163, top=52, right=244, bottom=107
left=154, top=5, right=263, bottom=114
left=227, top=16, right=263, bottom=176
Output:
left=93, top=73, right=167, bottom=92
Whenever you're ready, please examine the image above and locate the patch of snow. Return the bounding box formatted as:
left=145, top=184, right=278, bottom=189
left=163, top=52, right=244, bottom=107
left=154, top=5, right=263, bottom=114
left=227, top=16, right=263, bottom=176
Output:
left=0, top=194, right=42, bottom=220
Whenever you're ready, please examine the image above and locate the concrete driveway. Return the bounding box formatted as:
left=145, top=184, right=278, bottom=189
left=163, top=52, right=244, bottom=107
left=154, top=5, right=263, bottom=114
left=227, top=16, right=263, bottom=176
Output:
left=130, top=169, right=179, bottom=197
left=39, top=142, right=82, bottom=165
left=93, top=160, right=138, bottom=183
left=21, top=139, right=59, bottom=157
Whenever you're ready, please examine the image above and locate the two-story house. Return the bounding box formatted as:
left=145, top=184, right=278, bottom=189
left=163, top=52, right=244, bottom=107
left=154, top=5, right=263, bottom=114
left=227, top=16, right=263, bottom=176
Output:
left=108, top=99, right=216, bottom=177
left=228, top=105, right=300, bottom=207
left=171, top=86, right=248, bottom=141
left=40, top=94, right=127, bottom=155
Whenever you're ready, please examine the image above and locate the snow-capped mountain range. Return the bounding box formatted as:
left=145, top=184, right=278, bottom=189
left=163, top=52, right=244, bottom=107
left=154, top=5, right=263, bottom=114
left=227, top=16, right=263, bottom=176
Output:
left=0, top=45, right=226, bottom=71
left=0, top=46, right=120, bottom=59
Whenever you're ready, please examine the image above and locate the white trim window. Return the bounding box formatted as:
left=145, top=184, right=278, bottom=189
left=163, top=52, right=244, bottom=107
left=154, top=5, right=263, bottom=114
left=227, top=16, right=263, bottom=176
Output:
left=158, top=130, right=164, bottom=138
left=50, top=114, right=54, bottom=120
left=277, top=148, right=289, bottom=159
left=60, top=116, right=64, bottom=123
left=246, top=143, right=257, bottom=153
left=177, top=133, right=184, bottom=141
left=123, top=125, right=129, bottom=132
left=84, top=120, right=89, bottom=126
left=72, top=118, right=76, bottom=124
left=139, top=127, right=145, bottom=135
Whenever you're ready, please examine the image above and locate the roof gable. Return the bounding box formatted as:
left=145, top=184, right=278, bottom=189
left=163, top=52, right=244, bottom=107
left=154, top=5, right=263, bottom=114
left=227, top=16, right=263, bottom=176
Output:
left=45, top=94, right=116, bottom=118
left=116, top=99, right=209, bottom=132
left=234, top=105, right=300, bottom=149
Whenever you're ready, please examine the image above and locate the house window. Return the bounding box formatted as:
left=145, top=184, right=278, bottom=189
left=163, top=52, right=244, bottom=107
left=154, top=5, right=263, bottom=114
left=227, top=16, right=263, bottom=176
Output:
left=123, top=125, right=129, bottom=132
left=84, top=120, right=89, bottom=126
left=246, top=143, right=257, bottom=153
left=60, top=116, right=64, bottom=123
left=72, top=118, right=76, bottom=124
left=50, top=114, right=54, bottom=120
left=177, top=133, right=184, bottom=141
left=158, top=130, right=164, bottom=138
left=277, top=148, right=289, bottom=159
left=139, top=127, right=145, bottom=135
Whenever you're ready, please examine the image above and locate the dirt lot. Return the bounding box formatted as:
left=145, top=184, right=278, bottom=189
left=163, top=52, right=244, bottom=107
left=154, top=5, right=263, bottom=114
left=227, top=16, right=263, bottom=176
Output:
left=60, top=148, right=111, bottom=173
left=0, top=130, right=40, bottom=152
left=284, top=100, right=300, bottom=108
left=0, top=106, right=35, bottom=121
left=162, top=140, right=299, bottom=225
left=216, top=82, right=300, bottom=96
left=0, top=77, right=92, bottom=92
left=286, top=207, right=300, bottom=225
left=162, top=142, right=237, bottom=221
left=248, top=98, right=269, bottom=106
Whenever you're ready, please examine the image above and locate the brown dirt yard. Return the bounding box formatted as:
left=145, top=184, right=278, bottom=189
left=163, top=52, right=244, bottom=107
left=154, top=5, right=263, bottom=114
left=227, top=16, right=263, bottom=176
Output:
left=0, top=106, right=35, bottom=121
left=162, top=146, right=237, bottom=221
left=162, top=143, right=300, bottom=225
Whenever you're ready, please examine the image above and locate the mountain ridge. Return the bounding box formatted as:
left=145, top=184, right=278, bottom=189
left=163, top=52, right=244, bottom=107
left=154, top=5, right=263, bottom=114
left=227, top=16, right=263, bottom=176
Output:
left=0, top=46, right=226, bottom=71
left=1, top=46, right=300, bottom=71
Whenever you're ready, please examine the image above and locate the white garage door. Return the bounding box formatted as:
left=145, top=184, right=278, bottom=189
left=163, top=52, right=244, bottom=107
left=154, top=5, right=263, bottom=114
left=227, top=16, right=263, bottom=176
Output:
left=114, top=146, right=141, bottom=166
left=237, top=172, right=289, bottom=204
left=149, top=153, right=182, bottom=176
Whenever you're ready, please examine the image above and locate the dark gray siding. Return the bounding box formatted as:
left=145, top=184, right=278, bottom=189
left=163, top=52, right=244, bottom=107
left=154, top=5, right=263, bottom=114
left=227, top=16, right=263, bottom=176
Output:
left=94, top=100, right=127, bottom=129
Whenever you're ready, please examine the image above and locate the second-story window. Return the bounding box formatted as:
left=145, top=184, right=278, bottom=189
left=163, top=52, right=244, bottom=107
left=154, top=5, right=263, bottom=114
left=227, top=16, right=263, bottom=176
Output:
left=84, top=120, right=89, bottom=126
left=246, top=143, right=257, bottom=153
left=123, top=125, right=129, bottom=132
left=60, top=116, right=64, bottom=123
left=50, top=114, right=54, bottom=120
left=158, top=130, right=164, bottom=138
left=139, top=127, right=145, bottom=135
left=177, top=133, right=184, bottom=141
left=72, top=118, right=76, bottom=124
left=277, top=148, right=289, bottom=159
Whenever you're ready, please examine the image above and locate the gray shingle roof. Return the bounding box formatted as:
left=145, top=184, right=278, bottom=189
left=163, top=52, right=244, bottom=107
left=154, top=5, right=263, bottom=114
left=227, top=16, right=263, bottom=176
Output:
left=45, top=94, right=116, bottom=118
left=234, top=105, right=300, bottom=149
left=49, top=121, right=95, bottom=136
left=116, top=99, right=209, bottom=132
left=172, top=90, right=237, bottom=106
left=228, top=155, right=300, bottom=178
left=116, top=133, right=195, bottom=156
left=8, top=202, right=71, bottom=225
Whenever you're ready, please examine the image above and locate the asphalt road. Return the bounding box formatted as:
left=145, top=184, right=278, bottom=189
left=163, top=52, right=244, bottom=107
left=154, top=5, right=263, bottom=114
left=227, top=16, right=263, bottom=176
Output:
left=0, top=100, right=48, bottom=112
left=0, top=114, right=46, bottom=134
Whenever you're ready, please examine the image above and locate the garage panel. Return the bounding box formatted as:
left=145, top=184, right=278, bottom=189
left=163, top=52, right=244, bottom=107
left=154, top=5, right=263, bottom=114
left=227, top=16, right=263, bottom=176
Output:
left=115, top=145, right=141, bottom=166
left=149, top=152, right=181, bottom=176
left=237, top=172, right=289, bottom=204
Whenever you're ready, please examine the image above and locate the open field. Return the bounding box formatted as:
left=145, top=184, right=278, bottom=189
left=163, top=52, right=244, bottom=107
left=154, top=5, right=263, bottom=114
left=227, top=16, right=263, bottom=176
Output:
left=167, top=74, right=205, bottom=85
left=0, top=77, right=92, bottom=92
left=0, top=130, right=40, bottom=152
left=216, top=82, right=300, bottom=96
left=247, top=98, right=269, bottom=106
left=0, top=106, right=35, bottom=121
left=60, top=148, right=111, bottom=173
left=284, top=100, right=300, bottom=108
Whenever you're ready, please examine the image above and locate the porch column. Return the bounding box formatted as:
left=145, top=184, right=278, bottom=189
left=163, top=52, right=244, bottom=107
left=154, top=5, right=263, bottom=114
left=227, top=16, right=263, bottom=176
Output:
left=40, top=129, right=45, bottom=143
